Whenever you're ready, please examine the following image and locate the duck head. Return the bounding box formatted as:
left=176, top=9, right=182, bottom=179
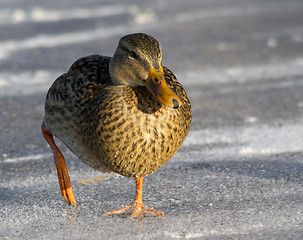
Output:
left=109, top=33, right=181, bottom=109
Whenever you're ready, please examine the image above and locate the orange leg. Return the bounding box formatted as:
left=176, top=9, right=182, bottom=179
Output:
left=103, top=177, right=164, bottom=218
left=41, top=124, right=77, bottom=206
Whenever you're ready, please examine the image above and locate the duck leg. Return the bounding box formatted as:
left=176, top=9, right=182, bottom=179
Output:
left=103, top=177, right=163, bottom=218
left=41, top=124, right=77, bottom=206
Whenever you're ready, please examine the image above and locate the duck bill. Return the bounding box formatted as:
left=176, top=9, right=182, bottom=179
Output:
left=144, top=66, right=181, bottom=109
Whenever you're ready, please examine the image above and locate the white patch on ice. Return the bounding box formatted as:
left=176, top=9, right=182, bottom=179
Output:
left=179, top=57, right=303, bottom=85
left=267, top=38, right=277, bottom=48
left=0, top=70, right=60, bottom=96
left=163, top=232, right=205, bottom=239
left=0, top=2, right=289, bottom=26
left=2, top=153, right=51, bottom=163
left=175, top=6, right=253, bottom=22
left=245, top=116, right=258, bottom=123
left=0, top=4, right=136, bottom=25
left=184, top=233, right=206, bottom=239
left=132, top=11, right=155, bottom=24
left=12, top=9, right=26, bottom=23
left=0, top=24, right=131, bottom=60
left=183, top=122, right=303, bottom=156
left=174, top=2, right=297, bottom=23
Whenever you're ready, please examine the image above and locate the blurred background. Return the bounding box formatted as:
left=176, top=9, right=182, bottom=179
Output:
left=1, top=0, right=303, bottom=239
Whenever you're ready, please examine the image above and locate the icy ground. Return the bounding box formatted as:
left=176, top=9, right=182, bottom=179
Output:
left=1, top=0, right=303, bottom=239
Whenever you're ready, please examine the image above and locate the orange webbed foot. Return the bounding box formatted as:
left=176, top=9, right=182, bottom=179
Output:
left=103, top=177, right=163, bottom=218
left=103, top=202, right=164, bottom=218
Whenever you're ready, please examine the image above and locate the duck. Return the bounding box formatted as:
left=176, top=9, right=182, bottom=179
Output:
left=41, top=33, right=192, bottom=218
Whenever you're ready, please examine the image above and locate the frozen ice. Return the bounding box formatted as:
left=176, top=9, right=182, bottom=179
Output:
left=1, top=0, right=303, bottom=239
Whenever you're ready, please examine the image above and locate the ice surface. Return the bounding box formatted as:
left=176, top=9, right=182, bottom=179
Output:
left=0, top=4, right=136, bottom=25
left=1, top=0, right=303, bottom=239
left=183, top=122, right=303, bottom=156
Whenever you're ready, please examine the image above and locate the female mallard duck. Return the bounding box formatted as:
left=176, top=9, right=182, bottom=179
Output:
left=41, top=33, right=191, bottom=217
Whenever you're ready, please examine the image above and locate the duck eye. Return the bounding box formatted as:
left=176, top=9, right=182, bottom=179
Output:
left=129, top=50, right=138, bottom=58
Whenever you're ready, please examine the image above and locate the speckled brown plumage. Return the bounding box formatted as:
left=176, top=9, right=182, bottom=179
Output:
left=42, top=33, right=192, bottom=216
left=44, top=55, right=191, bottom=177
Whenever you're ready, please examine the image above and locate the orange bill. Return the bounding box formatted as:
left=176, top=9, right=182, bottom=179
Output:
left=144, top=66, right=181, bottom=109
